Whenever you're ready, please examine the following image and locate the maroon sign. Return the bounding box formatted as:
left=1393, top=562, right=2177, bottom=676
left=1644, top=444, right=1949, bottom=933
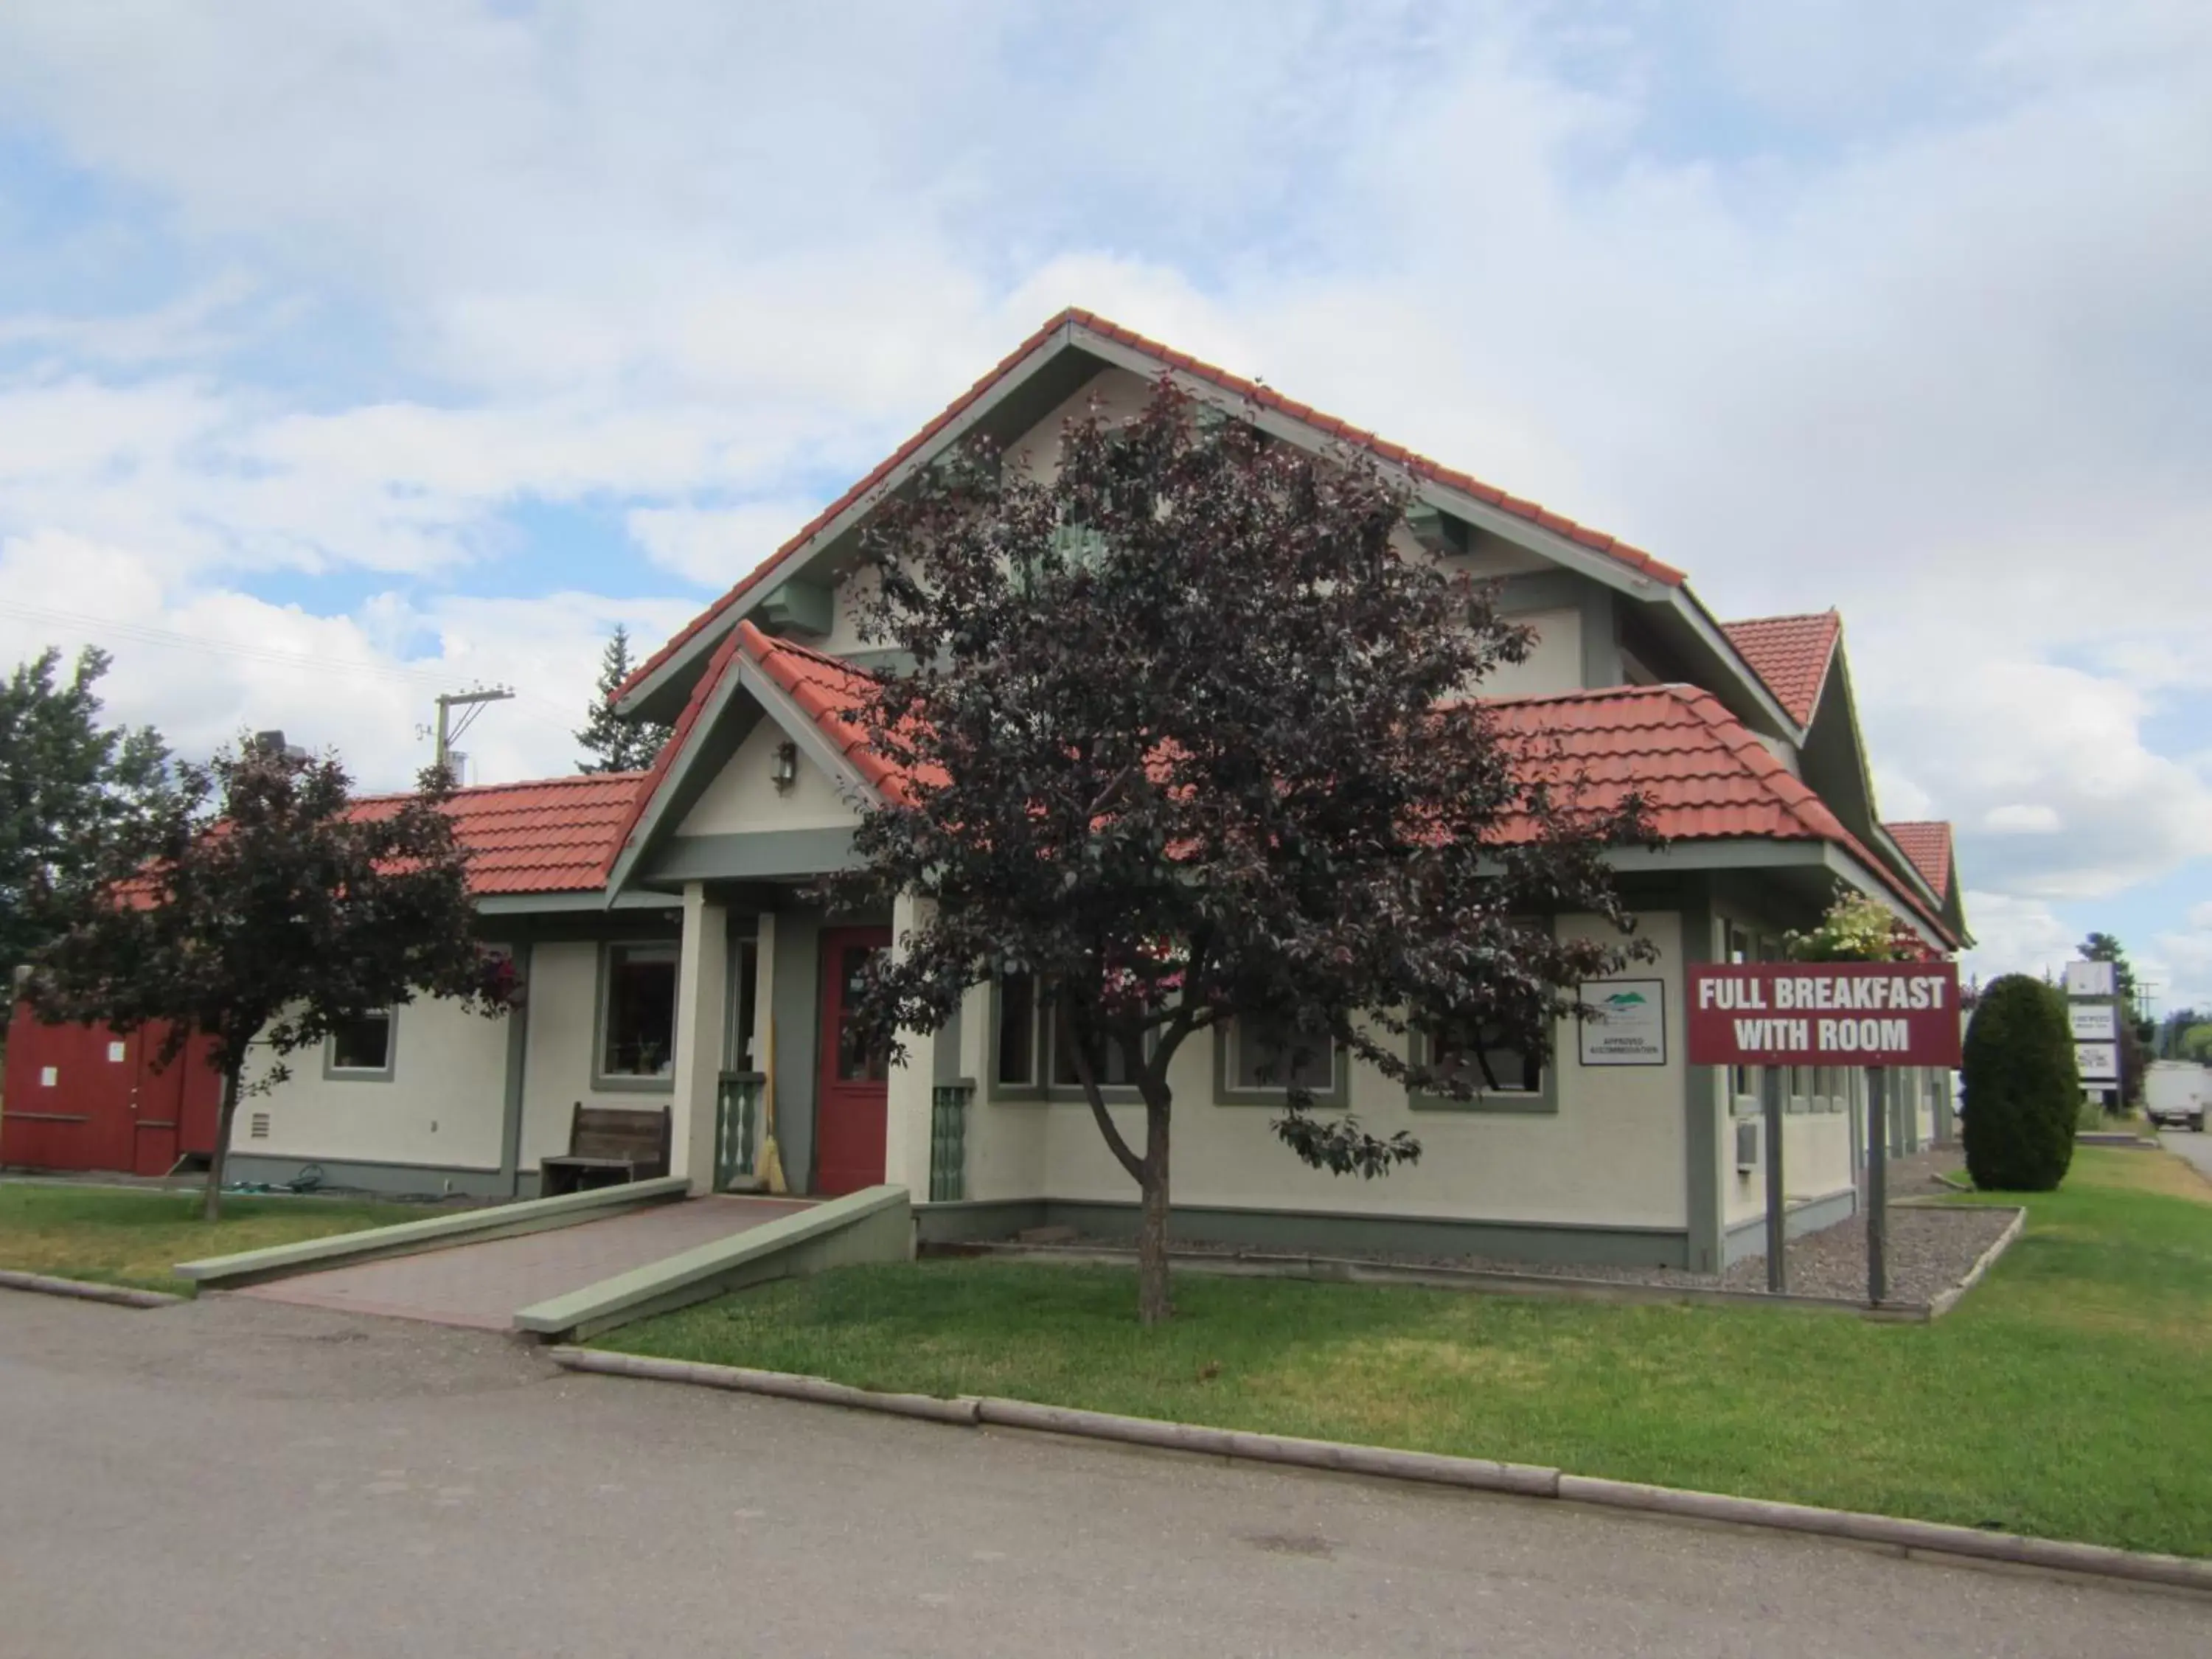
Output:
left=1686, top=963, right=1961, bottom=1068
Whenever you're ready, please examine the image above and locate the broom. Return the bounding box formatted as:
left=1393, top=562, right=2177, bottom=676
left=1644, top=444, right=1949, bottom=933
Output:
left=758, top=1015, right=789, bottom=1195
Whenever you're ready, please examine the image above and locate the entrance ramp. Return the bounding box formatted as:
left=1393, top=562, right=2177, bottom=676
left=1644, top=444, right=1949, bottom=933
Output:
left=216, top=1194, right=811, bottom=1330
left=513, top=1183, right=911, bottom=1342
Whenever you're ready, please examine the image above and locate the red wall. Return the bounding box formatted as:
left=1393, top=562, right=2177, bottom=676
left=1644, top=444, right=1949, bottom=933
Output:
left=2, top=1007, right=222, bottom=1177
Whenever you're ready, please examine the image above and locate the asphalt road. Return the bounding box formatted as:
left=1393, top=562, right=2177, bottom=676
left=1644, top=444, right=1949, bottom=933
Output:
left=2159, top=1127, right=2212, bottom=1181
left=1, top=1293, right=2204, bottom=1659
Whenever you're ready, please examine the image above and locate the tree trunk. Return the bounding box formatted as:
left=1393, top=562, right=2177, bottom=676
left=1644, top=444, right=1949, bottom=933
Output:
left=202, top=1062, right=240, bottom=1224
left=1135, top=1097, right=1172, bottom=1326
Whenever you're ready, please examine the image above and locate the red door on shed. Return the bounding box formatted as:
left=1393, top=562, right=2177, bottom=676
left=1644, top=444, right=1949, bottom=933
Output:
left=814, top=927, right=891, bottom=1196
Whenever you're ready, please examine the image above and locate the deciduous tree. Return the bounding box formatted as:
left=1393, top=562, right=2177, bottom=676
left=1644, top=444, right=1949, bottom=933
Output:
left=827, top=379, right=1655, bottom=1324
left=0, top=646, right=169, bottom=1018
left=27, top=740, right=515, bottom=1219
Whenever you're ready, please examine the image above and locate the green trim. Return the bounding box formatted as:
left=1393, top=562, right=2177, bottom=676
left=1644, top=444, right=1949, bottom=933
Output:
left=178, top=1175, right=691, bottom=1287
left=476, top=890, right=681, bottom=917
left=770, top=907, right=824, bottom=1192
left=917, top=1197, right=1689, bottom=1270
left=1492, top=570, right=1583, bottom=615
left=321, top=1008, right=397, bottom=1082
left=513, top=1184, right=911, bottom=1340
left=1211, top=1018, right=1348, bottom=1108
left=929, top=1081, right=973, bottom=1201
left=760, top=578, right=832, bottom=637
left=1579, top=582, right=1620, bottom=689
left=645, top=827, right=859, bottom=884
left=498, top=942, right=534, bottom=1193
left=591, top=939, right=681, bottom=1094
left=602, top=656, right=759, bottom=899
left=1680, top=880, right=1723, bottom=1273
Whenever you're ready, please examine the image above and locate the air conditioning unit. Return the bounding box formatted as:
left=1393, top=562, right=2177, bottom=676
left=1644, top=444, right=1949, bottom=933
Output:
left=1735, top=1117, right=1760, bottom=1174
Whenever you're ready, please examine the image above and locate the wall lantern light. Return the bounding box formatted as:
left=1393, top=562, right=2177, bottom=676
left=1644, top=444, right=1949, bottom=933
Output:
left=772, top=740, right=799, bottom=793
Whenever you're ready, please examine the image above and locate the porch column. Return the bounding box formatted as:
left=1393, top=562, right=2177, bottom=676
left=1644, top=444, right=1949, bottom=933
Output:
left=882, top=890, right=935, bottom=1199
left=670, top=881, right=729, bottom=1194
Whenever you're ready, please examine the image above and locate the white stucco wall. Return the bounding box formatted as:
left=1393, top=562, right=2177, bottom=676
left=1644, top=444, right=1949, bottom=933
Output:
left=676, top=717, right=862, bottom=837
left=244, top=998, right=509, bottom=1174
left=1480, top=605, right=1584, bottom=700
left=955, top=910, right=1688, bottom=1231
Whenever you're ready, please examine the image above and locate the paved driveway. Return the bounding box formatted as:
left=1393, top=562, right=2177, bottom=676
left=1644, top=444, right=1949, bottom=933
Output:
left=236, top=1194, right=811, bottom=1328
left=2, top=1291, right=2204, bottom=1659
left=2159, top=1128, right=2212, bottom=1182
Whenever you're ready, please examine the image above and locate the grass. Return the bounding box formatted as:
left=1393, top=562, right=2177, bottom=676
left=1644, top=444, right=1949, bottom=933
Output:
left=604, top=1147, right=2212, bottom=1558
left=0, top=1183, right=431, bottom=1293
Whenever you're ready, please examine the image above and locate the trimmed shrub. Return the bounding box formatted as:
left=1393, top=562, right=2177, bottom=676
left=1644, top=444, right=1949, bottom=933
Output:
left=1962, top=974, right=2080, bottom=1191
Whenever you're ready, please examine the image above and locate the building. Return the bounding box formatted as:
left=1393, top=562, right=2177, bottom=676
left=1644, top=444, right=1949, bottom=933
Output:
left=5, top=311, right=1966, bottom=1273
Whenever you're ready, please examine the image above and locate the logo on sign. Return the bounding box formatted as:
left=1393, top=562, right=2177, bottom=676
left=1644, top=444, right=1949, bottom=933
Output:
left=2063, top=960, right=2117, bottom=999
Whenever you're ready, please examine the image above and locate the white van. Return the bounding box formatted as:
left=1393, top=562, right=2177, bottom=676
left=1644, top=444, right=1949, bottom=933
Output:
left=2144, top=1061, right=2208, bottom=1132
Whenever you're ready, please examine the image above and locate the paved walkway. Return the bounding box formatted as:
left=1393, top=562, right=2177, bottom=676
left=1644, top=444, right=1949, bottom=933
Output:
left=235, top=1194, right=811, bottom=1329
left=3, top=1292, right=2203, bottom=1659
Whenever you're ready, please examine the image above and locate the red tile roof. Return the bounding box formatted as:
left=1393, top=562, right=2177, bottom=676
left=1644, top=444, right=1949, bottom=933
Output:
left=616, top=308, right=1686, bottom=703
left=1482, top=685, right=1953, bottom=942
left=1719, top=611, right=1841, bottom=727
left=1883, top=821, right=1955, bottom=901
left=360, top=771, right=647, bottom=895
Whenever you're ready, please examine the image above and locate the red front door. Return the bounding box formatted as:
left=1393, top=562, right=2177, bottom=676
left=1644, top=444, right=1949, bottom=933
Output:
left=814, top=928, right=891, bottom=1196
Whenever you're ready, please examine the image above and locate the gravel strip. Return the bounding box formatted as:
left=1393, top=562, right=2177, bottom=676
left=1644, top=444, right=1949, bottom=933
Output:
left=1060, top=1150, right=2021, bottom=1308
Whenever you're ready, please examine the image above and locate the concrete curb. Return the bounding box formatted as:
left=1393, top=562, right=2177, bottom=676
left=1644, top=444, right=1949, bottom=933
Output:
left=0, top=1268, right=186, bottom=1308
left=1926, top=1207, right=2027, bottom=1320
left=547, top=1346, right=2212, bottom=1596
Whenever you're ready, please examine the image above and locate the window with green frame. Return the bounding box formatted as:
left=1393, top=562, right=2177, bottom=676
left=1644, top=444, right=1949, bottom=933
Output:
left=1214, top=1012, right=1343, bottom=1107
left=988, top=972, right=1141, bottom=1099
left=1408, top=1014, right=1557, bottom=1113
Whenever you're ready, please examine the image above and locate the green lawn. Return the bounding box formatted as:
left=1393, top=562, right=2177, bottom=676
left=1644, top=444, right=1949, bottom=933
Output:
left=605, top=1147, right=2212, bottom=1557
left=0, top=1183, right=431, bottom=1293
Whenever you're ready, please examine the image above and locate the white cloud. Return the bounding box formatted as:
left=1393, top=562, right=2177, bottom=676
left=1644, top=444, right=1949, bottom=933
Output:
left=0, top=0, right=2204, bottom=982
left=624, top=499, right=824, bottom=588
left=1960, top=891, right=2076, bottom=992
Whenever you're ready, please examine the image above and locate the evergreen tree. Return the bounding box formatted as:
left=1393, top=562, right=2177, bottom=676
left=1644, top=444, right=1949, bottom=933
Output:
left=575, top=626, right=673, bottom=773
left=0, top=646, right=170, bottom=1016
left=1962, top=974, right=2079, bottom=1191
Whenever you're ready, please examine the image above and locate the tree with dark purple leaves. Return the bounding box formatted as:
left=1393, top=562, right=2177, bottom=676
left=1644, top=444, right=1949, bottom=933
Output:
left=825, top=378, right=1655, bottom=1324
left=27, top=740, right=518, bottom=1220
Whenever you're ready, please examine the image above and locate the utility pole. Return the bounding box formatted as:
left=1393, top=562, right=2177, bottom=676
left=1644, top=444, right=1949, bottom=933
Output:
left=431, top=686, right=514, bottom=777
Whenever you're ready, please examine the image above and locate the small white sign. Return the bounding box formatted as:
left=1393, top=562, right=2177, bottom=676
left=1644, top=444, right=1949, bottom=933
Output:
left=2068, top=1004, right=2117, bottom=1042
left=38, top=1065, right=57, bottom=1087
left=2076, top=1041, right=2120, bottom=1082
left=2064, top=960, right=2117, bottom=999
left=107, top=1040, right=127, bottom=1063
left=1579, top=979, right=1667, bottom=1066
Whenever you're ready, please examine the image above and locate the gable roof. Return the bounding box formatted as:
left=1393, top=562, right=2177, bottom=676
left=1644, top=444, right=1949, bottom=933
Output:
left=616, top=307, right=1694, bottom=712
left=1719, top=611, right=1842, bottom=726
left=1883, top=821, right=1956, bottom=901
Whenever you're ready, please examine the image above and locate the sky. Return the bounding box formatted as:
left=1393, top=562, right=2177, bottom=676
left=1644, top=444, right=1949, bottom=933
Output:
left=0, top=1, right=2207, bottom=1009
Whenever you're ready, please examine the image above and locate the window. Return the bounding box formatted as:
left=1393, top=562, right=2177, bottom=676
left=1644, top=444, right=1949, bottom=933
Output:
left=600, top=942, right=678, bottom=1082
left=1229, top=1017, right=1336, bottom=1093
left=832, top=943, right=889, bottom=1082
left=1217, top=1012, right=1346, bottom=1107
left=1051, top=1001, right=1138, bottom=1088
left=326, top=1009, right=394, bottom=1079
left=1408, top=1015, right=1556, bottom=1113
left=987, top=973, right=1142, bottom=1099
left=995, top=971, right=1037, bottom=1088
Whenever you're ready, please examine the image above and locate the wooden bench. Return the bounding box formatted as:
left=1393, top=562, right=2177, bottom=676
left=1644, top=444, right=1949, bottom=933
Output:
left=539, top=1104, right=672, bottom=1197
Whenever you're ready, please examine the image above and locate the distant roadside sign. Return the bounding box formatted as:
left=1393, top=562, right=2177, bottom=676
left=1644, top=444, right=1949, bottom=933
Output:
left=2076, top=1041, right=2120, bottom=1082
left=2069, top=1004, right=2117, bottom=1042
left=2064, top=960, right=2117, bottom=999
left=1686, top=963, right=1962, bottom=1068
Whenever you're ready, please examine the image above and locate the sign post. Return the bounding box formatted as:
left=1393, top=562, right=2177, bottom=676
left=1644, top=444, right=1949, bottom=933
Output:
left=1687, top=961, right=1961, bottom=1305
